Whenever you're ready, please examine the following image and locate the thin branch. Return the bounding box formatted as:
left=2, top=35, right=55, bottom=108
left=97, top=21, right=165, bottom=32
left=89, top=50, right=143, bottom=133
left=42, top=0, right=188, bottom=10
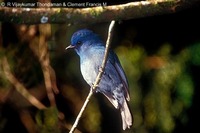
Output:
left=69, top=88, right=93, bottom=133
left=92, top=20, right=115, bottom=89
left=0, top=0, right=199, bottom=24
left=29, top=24, right=59, bottom=107
left=1, top=57, right=47, bottom=110
left=69, top=20, right=115, bottom=133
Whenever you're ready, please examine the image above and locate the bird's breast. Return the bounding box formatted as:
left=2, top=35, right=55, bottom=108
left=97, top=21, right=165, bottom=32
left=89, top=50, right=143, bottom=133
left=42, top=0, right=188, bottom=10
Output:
left=79, top=47, right=105, bottom=86
left=80, top=57, right=99, bottom=86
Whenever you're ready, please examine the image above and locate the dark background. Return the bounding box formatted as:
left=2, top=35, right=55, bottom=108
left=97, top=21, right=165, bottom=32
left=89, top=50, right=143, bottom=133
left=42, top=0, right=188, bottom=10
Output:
left=0, top=1, right=200, bottom=133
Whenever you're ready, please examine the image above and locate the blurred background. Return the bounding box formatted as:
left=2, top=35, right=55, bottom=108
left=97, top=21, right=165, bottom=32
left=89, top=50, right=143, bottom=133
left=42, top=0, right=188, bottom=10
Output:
left=0, top=0, right=200, bottom=133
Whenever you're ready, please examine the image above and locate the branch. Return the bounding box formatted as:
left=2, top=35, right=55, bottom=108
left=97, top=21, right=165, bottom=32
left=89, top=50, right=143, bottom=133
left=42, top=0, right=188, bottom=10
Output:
left=29, top=24, right=59, bottom=107
left=1, top=57, right=47, bottom=110
left=69, top=20, right=115, bottom=133
left=92, top=20, right=115, bottom=89
left=0, top=0, right=199, bottom=24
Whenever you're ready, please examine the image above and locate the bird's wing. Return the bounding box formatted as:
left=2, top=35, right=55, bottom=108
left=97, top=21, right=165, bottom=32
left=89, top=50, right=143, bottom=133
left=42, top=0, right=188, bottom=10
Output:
left=109, top=51, right=130, bottom=101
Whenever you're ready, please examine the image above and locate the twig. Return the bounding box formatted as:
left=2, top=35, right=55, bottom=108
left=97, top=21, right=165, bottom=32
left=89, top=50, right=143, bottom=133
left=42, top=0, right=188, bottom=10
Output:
left=38, top=25, right=56, bottom=107
left=69, top=20, right=116, bottom=133
left=92, top=20, right=115, bottom=89
left=1, top=57, right=47, bottom=110
left=0, top=0, right=198, bottom=24
left=29, top=24, right=59, bottom=107
left=69, top=88, right=93, bottom=133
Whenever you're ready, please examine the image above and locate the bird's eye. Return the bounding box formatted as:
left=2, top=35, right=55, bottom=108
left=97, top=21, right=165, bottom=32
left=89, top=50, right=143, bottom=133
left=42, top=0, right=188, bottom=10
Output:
left=77, top=41, right=82, bottom=45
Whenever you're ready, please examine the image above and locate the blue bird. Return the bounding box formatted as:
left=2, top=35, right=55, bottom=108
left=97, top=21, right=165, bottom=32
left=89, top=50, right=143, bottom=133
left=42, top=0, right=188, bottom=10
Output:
left=66, top=29, right=132, bottom=130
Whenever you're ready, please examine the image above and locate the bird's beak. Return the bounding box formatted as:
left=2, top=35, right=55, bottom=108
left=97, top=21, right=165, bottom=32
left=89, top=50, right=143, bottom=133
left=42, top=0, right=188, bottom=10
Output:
left=65, top=45, right=75, bottom=50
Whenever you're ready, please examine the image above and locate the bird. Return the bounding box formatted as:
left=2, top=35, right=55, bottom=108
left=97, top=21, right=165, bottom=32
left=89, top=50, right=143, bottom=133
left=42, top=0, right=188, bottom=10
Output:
left=66, top=29, right=132, bottom=130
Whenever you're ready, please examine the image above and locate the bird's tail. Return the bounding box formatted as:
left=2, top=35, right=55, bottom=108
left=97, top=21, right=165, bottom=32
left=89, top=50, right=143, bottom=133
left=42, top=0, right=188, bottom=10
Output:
left=120, top=100, right=133, bottom=130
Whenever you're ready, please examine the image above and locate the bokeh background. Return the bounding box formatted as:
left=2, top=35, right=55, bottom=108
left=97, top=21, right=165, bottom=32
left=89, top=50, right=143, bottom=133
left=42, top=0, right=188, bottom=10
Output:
left=0, top=1, right=200, bottom=133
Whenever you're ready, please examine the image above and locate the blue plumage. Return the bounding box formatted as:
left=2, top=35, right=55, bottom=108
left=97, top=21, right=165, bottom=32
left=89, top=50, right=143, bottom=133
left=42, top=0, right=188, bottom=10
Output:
left=66, top=29, right=132, bottom=130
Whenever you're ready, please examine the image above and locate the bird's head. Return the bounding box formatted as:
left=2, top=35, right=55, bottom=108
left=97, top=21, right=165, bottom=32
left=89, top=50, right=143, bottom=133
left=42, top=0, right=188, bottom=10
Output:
left=66, top=29, right=102, bottom=54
